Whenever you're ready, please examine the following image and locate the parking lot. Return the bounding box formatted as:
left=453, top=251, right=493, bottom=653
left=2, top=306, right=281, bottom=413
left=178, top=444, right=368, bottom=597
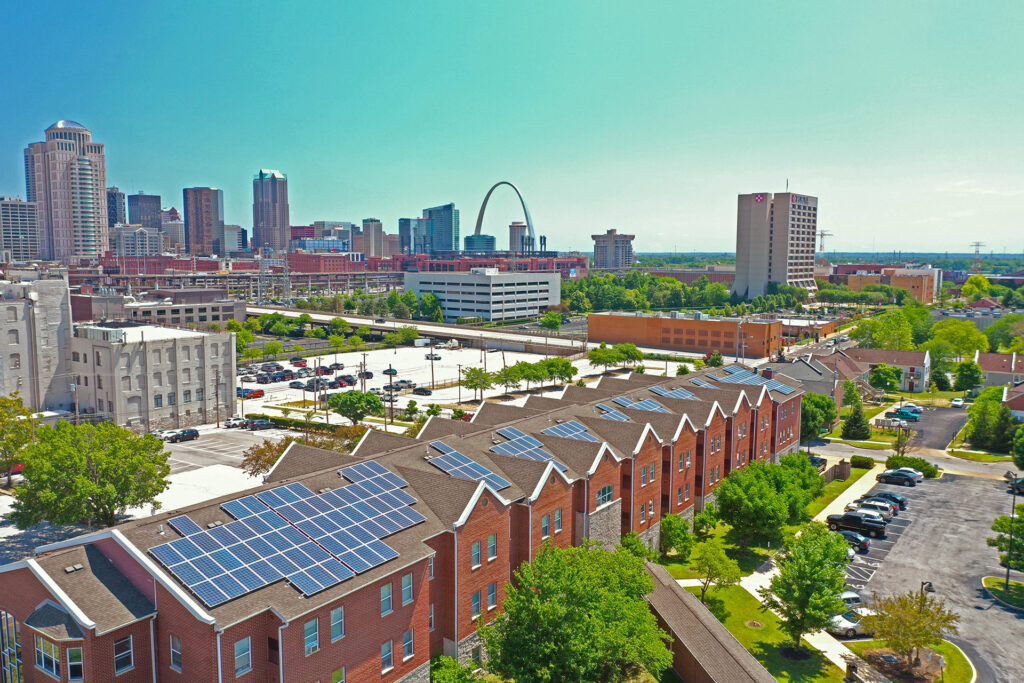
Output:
left=162, top=423, right=293, bottom=474
left=846, top=474, right=1024, bottom=682
left=906, top=405, right=968, bottom=451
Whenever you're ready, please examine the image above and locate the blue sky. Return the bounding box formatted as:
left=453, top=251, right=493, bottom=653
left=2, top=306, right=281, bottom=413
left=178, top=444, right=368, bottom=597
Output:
left=2, top=1, right=1022, bottom=253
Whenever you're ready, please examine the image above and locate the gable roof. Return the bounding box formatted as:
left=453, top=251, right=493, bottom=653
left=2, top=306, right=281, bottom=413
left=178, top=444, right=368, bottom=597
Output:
left=471, top=402, right=543, bottom=426
left=842, top=347, right=928, bottom=368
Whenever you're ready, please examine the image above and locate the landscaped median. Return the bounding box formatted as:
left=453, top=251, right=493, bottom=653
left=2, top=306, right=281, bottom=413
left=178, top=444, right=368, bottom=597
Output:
left=947, top=449, right=1015, bottom=463
left=845, top=639, right=974, bottom=683
left=983, top=576, right=1024, bottom=610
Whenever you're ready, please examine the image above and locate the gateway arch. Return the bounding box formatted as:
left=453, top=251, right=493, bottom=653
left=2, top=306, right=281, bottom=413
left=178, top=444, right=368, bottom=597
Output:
left=473, top=181, right=535, bottom=246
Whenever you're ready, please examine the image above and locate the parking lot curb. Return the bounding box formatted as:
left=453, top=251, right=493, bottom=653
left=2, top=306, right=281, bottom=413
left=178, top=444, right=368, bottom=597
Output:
left=981, top=575, right=1024, bottom=614
left=946, top=638, right=978, bottom=683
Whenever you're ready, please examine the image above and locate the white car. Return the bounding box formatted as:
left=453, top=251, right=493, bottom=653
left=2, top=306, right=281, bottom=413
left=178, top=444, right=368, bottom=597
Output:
left=830, top=607, right=876, bottom=638
left=224, top=417, right=247, bottom=429
left=846, top=547, right=856, bottom=562
left=150, top=429, right=177, bottom=441
left=840, top=590, right=863, bottom=607
left=846, top=500, right=894, bottom=521
left=894, top=467, right=924, bottom=482
left=951, top=398, right=964, bottom=408
left=853, top=509, right=888, bottom=526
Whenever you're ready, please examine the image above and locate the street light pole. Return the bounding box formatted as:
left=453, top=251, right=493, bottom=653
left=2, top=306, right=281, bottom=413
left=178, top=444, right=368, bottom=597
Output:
left=457, top=364, right=462, bottom=405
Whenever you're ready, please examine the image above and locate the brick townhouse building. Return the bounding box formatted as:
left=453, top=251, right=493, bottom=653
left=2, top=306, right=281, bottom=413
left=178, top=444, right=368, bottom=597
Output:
left=0, top=364, right=801, bottom=683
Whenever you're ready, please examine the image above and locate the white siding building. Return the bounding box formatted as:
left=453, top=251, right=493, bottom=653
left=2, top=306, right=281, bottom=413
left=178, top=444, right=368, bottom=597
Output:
left=403, top=268, right=561, bottom=322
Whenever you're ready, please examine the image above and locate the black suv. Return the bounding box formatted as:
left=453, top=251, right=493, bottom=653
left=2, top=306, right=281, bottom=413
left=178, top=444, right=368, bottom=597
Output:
left=247, top=419, right=274, bottom=431
left=876, top=470, right=917, bottom=487
left=868, top=491, right=908, bottom=510
left=837, top=529, right=870, bottom=553
left=826, top=511, right=887, bottom=538
left=171, top=429, right=199, bottom=443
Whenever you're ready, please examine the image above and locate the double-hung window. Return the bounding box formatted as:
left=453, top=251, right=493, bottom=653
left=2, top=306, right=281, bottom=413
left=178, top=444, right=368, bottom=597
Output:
left=304, top=618, right=319, bottom=655
left=554, top=509, right=563, bottom=532
left=640, top=504, right=646, bottom=523
left=382, top=640, right=394, bottom=672
left=402, top=573, right=413, bottom=605
left=649, top=464, right=656, bottom=482
left=68, top=646, right=83, bottom=680
left=487, top=533, right=497, bottom=560
left=487, top=582, right=498, bottom=609
left=170, top=635, right=183, bottom=671
left=234, top=637, right=251, bottom=676
left=471, top=541, right=481, bottom=567
left=381, top=584, right=393, bottom=615
left=641, top=467, right=647, bottom=485
left=471, top=591, right=482, bottom=618
left=541, top=514, right=550, bottom=538
left=114, top=636, right=134, bottom=673
left=331, top=607, right=345, bottom=641
left=35, top=636, right=59, bottom=677
left=402, top=629, right=415, bottom=660
left=596, top=485, right=613, bottom=507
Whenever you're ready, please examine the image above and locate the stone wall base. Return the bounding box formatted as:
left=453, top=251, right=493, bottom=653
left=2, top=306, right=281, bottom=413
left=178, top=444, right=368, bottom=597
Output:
left=396, top=660, right=431, bottom=683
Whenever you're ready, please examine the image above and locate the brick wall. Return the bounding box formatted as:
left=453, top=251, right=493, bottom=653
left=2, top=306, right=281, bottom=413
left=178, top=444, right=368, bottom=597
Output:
left=455, top=490, right=511, bottom=640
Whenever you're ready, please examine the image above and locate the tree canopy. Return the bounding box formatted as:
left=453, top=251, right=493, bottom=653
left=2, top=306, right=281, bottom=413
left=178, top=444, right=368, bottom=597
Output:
left=11, top=421, right=171, bottom=528
left=801, top=392, right=837, bottom=443
left=0, top=393, right=33, bottom=487
left=869, top=363, right=903, bottom=392
left=328, top=391, right=384, bottom=425
left=861, top=590, right=960, bottom=673
left=690, top=537, right=740, bottom=603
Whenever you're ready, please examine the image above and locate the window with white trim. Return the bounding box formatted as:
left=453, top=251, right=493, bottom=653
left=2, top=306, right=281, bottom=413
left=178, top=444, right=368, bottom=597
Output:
left=68, top=646, right=83, bottom=680
left=471, top=541, right=481, bottom=567
left=234, top=637, right=251, bottom=676
left=382, top=640, right=394, bottom=672
left=596, top=485, right=613, bottom=507
left=332, top=667, right=345, bottom=683
left=471, top=591, right=482, bottom=618
left=428, top=556, right=434, bottom=579
left=381, top=584, right=393, bottom=615
left=554, top=509, right=563, bottom=532
left=402, top=573, right=414, bottom=605
left=114, top=635, right=134, bottom=673
left=541, top=514, right=550, bottom=538
left=304, top=618, right=319, bottom=655
left=331, top=607, right=345, bottom=641
left=487, top=533, right=497, bottom=560
left=649, top=463, right=656, bottom=482
left=170, top=634, right=182, bottom=671
left=641, top=467, right=647, bottom=485
left=639, top=504, right=646, bottom=523
left=487, top=582, right=498, bottom=609
left=35, top=635, right=59, bottom=677
left=429, top=603, right=435, bottom=631
left=677, top=487, right=683, bottom=505
left=402, top=628, right=415, bottom=660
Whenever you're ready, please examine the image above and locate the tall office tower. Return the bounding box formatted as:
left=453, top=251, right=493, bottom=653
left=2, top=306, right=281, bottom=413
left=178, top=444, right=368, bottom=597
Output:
left=252, top=169, right=289, bottom=252
left=24, top=120, right=108, bottom=261
left=465, top=234, right=496, bottom=252
left=591, top=228, right=636, bottom=268
left=398, top=218, right=413, bottom=253
left=162, top=219, right=186, bottom=252
left=0, top=197, right=40, bottom=261
left=733, top=192, right=818, bottom=299
left=312, top=220, right=352, bottom=238
left=361, top=218, right=384, bottom=257
left=161, top=207, right=181, bottom=224
left=183, top=187, right=224, bottom=255
left=399, top=218, right=430, bottom=254
left=128, top=191, right=162, bottom=230
left=423, top=203, right=459, bottom=252
left=106, top=187, right=126, bottom=227
left=509, top=221, right=528, bottom=252
left=222, top=225, right=243, bottom=252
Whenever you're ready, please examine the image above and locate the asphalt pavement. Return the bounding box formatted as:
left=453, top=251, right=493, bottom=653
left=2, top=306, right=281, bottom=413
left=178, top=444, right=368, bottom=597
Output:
left=162, top=424, right=293, bottom=474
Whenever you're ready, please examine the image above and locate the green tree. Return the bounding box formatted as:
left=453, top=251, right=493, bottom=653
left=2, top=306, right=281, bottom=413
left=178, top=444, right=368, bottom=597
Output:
left=801, top=392, right=837, bottom=443
left=842, top=379, right=861, bottom=408
left=841, top=401, right=872, bottom=440
left=988, top=503, right=1024, bottom=571
left=241, top=345, right=262, bottom=363
left=588, top=344, right=622, bottom=372
left=659, top=513, right=695, bottom=560
left=419, top=293, right=443, bottom=321
left=619, top=531, right=657, bottom=562
left=984, top=313, right=1024, bottom=351
left=690, top=538, right=740, bottom=604
left=869, top=363, right=903, bottom=392
left=856, top=310, right=914, bottom=350
left=990, top=405, right=1018, bottom=454
left=961, top=274, right=991, bottom=302
left=355, top=325, right=371, bottom=338
left=480, top=543, right=672, bottom=683
left=539, top=311, right=563, bottom=330
left=861, top=591, right=960, bottom=673
left=494, top=365, right=522, bottom=394
left=10, top=422, right=171, bottom=529
left=567, top=290, right=591, bottom=312
left=675, top=363, right=690, bottom=376
left=328, top=391, right=384, bottom=425
left=692, top=502, right=719, bottom=539
left=425, top=404, right=442, bottom=417
left=758, top=522, right=849, bottom=650
left=715, top=463, right=789, bottom=542
left=429, top=656, right=476, bottom=683
left=346, top=335, right=363, bottom=349
left=328, top=317, right=351, bottom=336
left=397, top=325, right=419, bottom=344
left=403, top=400, right=419, bottom=420
left=953, top=360, right=984, bottom=392
left=263, top=340, right=284, bottom=358
left=461, top=367, right=494, bottom=402
left=930, top=318, right=989, bottom=360
left=383, top=331, right=401, bottom=348
left=0, top=393, right=34, bottom=487
left=328, top=334, right=346, bottom=363
left=612, top=343, right=644, bottom=366
left=1013, top=428, right=1024, bottom=470
left=707, top=350, right=724, bottom=367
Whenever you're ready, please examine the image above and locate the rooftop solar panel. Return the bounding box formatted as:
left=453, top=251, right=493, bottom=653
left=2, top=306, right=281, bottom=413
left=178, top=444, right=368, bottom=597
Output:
left=613, top=396, right=672, bottom=412
left=540, top=420, right=599, bottom=442
left=597, top=403, right=631, bottom=422
left=689, top=377, right=716, bottom=388
left=428, top=445, right=513, bottom=490
left=490, top=427, right=568, bottom=471
left=649, top=385, right=699, bottom=400
left=168, top=515, right=203, bottom=536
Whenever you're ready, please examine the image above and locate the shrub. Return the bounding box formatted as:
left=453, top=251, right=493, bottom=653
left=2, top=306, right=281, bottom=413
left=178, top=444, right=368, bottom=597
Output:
left=243, top=413, right=367, bottom=439
left=886, top=455, right=939, bottom=479
left=850, top=455, right=875, bottom=469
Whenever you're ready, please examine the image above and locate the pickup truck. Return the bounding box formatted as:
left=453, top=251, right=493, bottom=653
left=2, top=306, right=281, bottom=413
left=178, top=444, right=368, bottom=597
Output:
left=826, top=511, right=887, bottom=538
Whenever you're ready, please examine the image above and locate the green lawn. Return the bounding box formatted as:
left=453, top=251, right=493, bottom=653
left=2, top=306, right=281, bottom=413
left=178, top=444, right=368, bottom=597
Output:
left=685, top=586, right=846, bottom=683
left=889, top=390, right=965, bottom=404
left=662, top=468, right=870, bottom=579
left=838, top=404, right=887, bottom=420
left=824, top=437, right=894, bottom=451
left=845, top=639, right=972, bottom=683
left=948, top=449, right=1013, bottom=463
left=983, top=576, right=1024, bottom=609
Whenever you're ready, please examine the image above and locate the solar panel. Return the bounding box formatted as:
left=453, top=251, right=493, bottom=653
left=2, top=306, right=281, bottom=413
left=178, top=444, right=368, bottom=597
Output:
left=689, top=377, right=715, bottom=388
left=597, top=403, right=631, bottom=421
left=490, top=427, right=569, bottom=471
left=710, top=365, right=798, bottom=395
left=541, top=420, right=599, bottom=442
left=613, top=396, right=672, bottom=412
left=168, top=515, right=203, bottom=536
left=429, top=443, right=513, bottom=490
left=340, top=460, right=409, bottom=490
left=649, top=385, right=698, bottom=400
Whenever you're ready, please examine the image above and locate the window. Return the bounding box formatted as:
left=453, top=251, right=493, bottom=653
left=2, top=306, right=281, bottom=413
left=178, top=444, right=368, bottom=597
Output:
left=170, top=634, right=182, bottom=671
left=304, top=618, right=319, bottom=655
left=429, top=603, right=435, bottom=631
left=68, top=646, right=83, bottom=680
left=382, top=640, right=393, bottom=672
left=641, top=467, right=647, bottom=486
left=471, top=541, right=481, bottom=567
left=73, top=351, right=80, bottom=362
left=331, top=607, right=345, bottom=641
left=648, top=501, right=654, bottom=518
left=428, top=556, right=434, bottom=579
left=35, top=635, right=59, bottom=676
left=677, top=487, right=683, bottom=505
left=381, top=583, right=393, bottom=615
left=8, top=354, right=19, bottom=369
left=197, top=387, right=204, bottom=401
left=234, top=637, right=251, bottom=675
left=649, top=463, right=656, bottom=482
left=95, top=352, right=102, bottom=366
left=167, top=392, right=176, bottom=406
left=114, top=635, right=134, bottom=673
left=685, top=483, right=690, bottom=500
left=154, top=394, right=163, bottom=408
left=541, top=514, right=550, bottom=538
left=640, top=504, right=646, bottom=523
left=678, top=452, right=684, bottom=470
left=487, top=533, right=497, bottom=560
left=332, top=668, right=345, bottom=683
left=471, top=591, right=482, bottom=618
left=402, top=573, right=413, bottom=605
left=402, top=628, right=415, bottom=659
left=183, top=390, right=191, bottom=403
left=596, top=485, right=613, bottom=507
left=554, top=509, right=563, bottom=532
left=686, top=449, right=691, bottom=467
left=487, top=582, right=498, bottom=609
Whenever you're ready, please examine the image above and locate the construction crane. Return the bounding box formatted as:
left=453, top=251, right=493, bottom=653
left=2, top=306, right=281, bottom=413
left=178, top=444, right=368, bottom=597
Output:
left=970, top=241, right=985, bottom=273
left=817, top=229, right=833, bottom=253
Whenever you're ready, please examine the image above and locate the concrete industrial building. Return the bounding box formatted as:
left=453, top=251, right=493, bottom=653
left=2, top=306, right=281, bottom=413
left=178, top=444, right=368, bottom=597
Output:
left=183, top=187, right=224, bottom=256
left=591, top=229, right=635, bottom=268
left=253, top=169, right=290, bottom=253
left=24, top=121, right=109, bottom=262
left=404, top=268, right=560, bottom=322
left=128, top=191, right=162, bottom=231
left=733, top=192, right=818, bottom=299
left=106, top=187, right=126, bottom=227
left=0, top=363, right=802, bottom=683
left=0, top=196, right=40, bottom=262
left=71, top=287, right=246, bottom=329
left=110, top=224, right=163, bottom=256
left=588, top=312, right=784, bottom=359
left=423, top=203, right=459, bottom=253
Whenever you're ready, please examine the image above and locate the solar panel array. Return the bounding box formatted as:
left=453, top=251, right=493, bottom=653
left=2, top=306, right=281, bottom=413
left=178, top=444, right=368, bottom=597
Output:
left=689, top=377, right=716, bottom=388
left=650, top=385, right=699, bottom=400
left=597, top=403, right=631, bottom=422
left=429, top=441, right=512, bottom=490
left=613, top=396, right=671, bottom=413
left=490, top=427, right=568, bottom=472
left=150, top=465, right=425, bottom=607
left=713, top=365, right=797, bottom=395
left=541, top=420, right=599, bottom=442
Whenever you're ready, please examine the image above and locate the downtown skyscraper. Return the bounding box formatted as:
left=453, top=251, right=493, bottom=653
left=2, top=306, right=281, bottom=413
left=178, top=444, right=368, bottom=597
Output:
left=24, top=120, right=108, bottom=261
left=252, top=169, right=289, bottom=252
left=128, top=191, right=162, bottom=230
left=732, top=192, right=818, bottom=299
left=423, top=203, right=459, bottom=253
left=183, top=187, right=224, bottom=255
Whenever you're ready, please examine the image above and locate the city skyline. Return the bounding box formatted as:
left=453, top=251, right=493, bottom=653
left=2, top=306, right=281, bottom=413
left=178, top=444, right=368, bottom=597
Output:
left=1, top=3, right=1022, bottom=253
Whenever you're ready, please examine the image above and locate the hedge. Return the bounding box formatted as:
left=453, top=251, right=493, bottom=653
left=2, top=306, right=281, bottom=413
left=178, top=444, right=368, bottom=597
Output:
left=244, top=413, right=367, bottom=439
left=850, top=455, right=875, bottom=469
left=885, top=455, right=939, bottom=479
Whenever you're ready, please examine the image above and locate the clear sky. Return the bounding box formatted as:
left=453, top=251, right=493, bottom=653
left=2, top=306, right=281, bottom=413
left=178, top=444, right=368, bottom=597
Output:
left=2, top=1, right=1022, bottom=254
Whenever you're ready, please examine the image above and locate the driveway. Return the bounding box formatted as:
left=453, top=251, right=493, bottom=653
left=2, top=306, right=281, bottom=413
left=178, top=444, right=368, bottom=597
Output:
left=864, top=474, right=1024, bottom=683
left=907, top=405, right=968, bottom=451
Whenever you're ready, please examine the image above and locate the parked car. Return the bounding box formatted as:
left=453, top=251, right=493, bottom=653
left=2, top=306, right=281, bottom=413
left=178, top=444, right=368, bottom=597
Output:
left=837, top=530, right=871, bottom=553
left=901, top=404, right=923, bottom=414
left=885, top=409, right=919, bottom=422
left=826, top=511, right=887, bottom=537
left=315, top=366, right=334, bottom=376
left=170, top=429, right=199, bottom=443
left=840, top=590, right=863, bottom=607
left=845, top=501, right=893, bottom=521
left=894, top=466, right=924, bottom=482
left=248, top=419, right=274, bottom=431
left=951, top=397, right=964, bottom=408
left=339, top=374, right=357, bottom=384
left=329, top=363, right=345, bottom=370
left=151, top=429, right=177, bottom=441
left=868, top=491, right=908, bottom=510
left=1007, top=477, right=1024, bottom=494
left=256, top=374, right=272, bottom=384
left=383, top=368, right=398, bottom=376
left=289, top=380, right=306, bottom=389
left=224, top=417, right=247, bottom=429
left=297, top=368, right=314, bottom=378
left=240, top=375, right=256, bottom=383
left=382, top=394, right=397, bottom=403
left=395, top=379, right=416, bottom=389
left=412, top=387, right=433, bottom=396
left=327, top=380, right=341, bottom=389
left=337, top=377, right=356, bottom=387
left=370, top=387, right=384, bottom=395
left=808, top=454, right=827, bottom=471
left=829, top=607, right=876, bottom=638
left=876, top=469, right=917, bottom=487
left=425, top=353, right=441, bottom=361
left=358, top=371, right=374, bottom=379
left=289, top=356, right=303, bottom=363
left=374, top=318, right=386, bottom=323
left=854, top=495, right=899, bottom=514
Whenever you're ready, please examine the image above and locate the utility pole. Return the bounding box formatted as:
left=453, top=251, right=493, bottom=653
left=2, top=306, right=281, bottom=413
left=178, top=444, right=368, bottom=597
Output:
left=72, top=383, right=79, bottom=425
left=388, top=364, right=394, bottom=426
left=360, top=352, right=368, bottom=392
left=429, top=340, right=436, bottom=390
left=215, top=367, right=221, bottom=428
left=457, top=364, right=462, bottom=405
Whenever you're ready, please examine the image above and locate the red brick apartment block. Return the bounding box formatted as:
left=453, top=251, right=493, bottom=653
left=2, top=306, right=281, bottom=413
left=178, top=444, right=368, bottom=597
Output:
left=0, top=363, right=801, bottom=682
